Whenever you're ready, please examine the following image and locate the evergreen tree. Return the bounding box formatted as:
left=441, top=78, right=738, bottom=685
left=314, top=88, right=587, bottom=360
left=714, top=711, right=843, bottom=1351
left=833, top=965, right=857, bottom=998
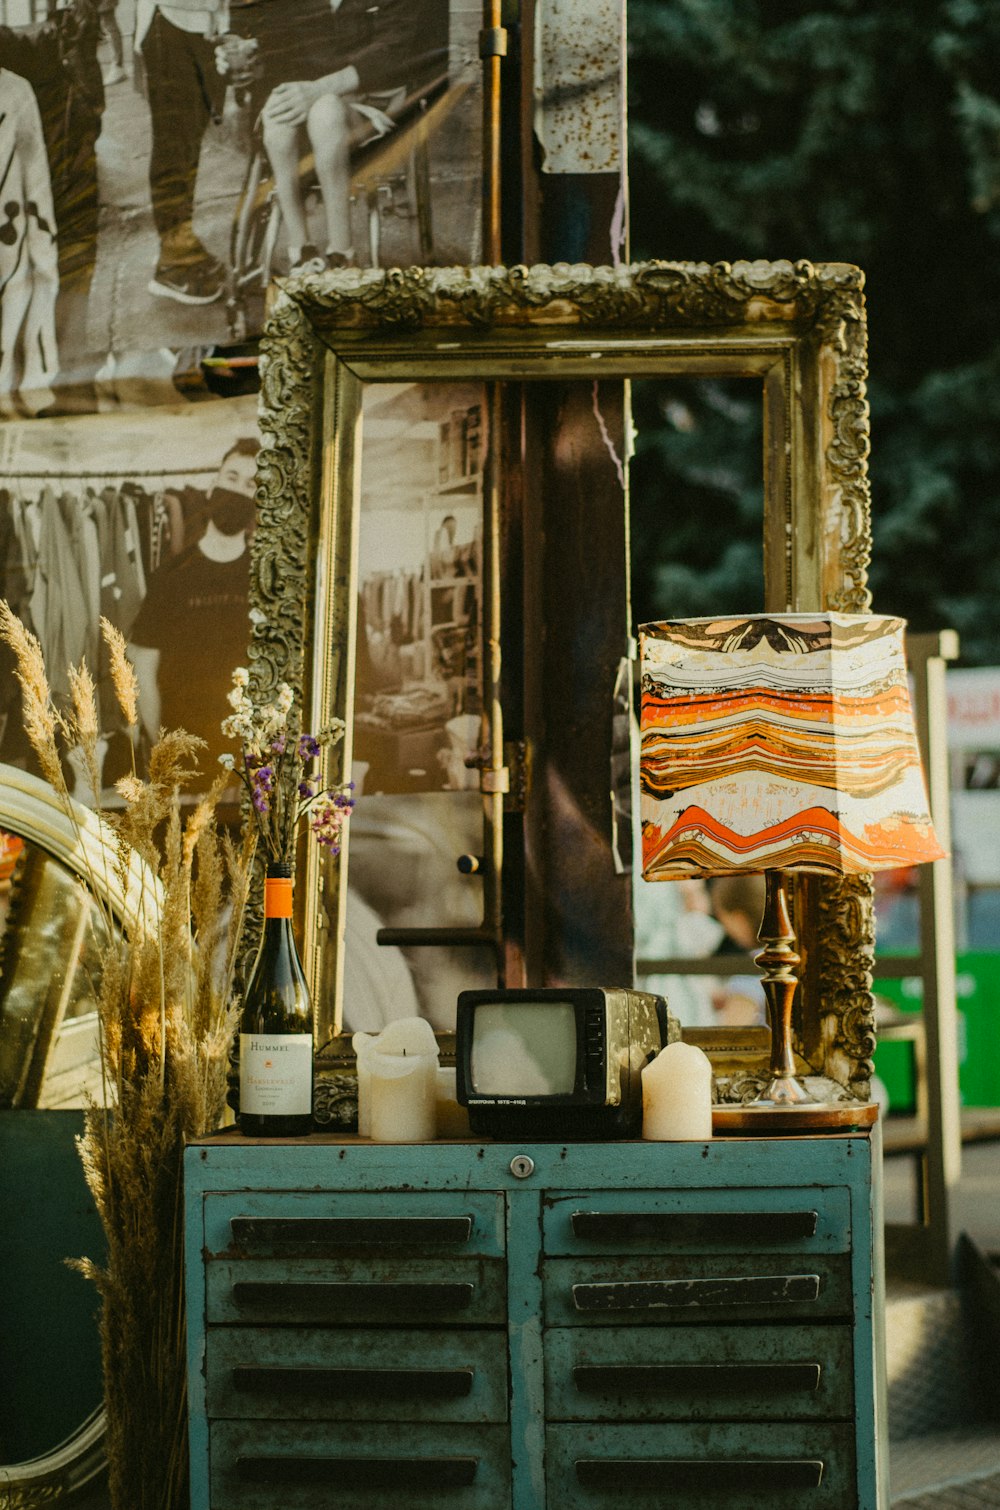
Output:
left=628, top=0, right=1000, bottom=664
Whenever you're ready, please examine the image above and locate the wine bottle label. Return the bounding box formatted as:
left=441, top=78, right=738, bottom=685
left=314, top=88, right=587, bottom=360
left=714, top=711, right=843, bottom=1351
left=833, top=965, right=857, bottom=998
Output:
left=240, top=1034, right=313, bottom=1115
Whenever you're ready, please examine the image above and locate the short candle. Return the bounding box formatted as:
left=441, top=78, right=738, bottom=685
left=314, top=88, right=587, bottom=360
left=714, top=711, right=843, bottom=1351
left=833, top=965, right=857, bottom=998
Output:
left=641, top=1040, right=713, bottom=1141
left=356, top=1017, right=439, bottom=1142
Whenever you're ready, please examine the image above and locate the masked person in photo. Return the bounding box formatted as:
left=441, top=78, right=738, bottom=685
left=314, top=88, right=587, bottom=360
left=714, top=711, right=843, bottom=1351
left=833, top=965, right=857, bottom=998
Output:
left=128, top=437, right=258, bottom=780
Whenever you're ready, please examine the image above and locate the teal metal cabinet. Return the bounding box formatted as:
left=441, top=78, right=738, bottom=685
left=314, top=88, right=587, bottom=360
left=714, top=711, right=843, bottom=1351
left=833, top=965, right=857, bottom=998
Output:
left=184, top=1133, right=887, bottom=1509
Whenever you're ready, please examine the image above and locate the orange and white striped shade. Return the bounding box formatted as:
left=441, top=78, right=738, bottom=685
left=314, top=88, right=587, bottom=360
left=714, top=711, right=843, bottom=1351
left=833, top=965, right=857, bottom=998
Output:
left=639, top=613, right=945, bottom=879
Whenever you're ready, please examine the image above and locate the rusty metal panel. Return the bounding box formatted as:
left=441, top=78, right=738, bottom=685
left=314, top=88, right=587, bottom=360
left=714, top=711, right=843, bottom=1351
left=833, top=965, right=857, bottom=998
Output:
left=210, top=1420, right=511, bottom=1510
left=533, top=0, right=625, bottom=173
left=206, top=1326, right=509, bottom=1422
left=545, top=1324, right=854, bottom=1422
left=546, top=1422, right=857, bottom=1508
left=543, top=1252, right=855, bottom=1325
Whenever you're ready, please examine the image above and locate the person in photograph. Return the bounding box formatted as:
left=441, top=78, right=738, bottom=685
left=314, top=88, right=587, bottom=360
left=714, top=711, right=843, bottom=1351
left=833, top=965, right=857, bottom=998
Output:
left=429, top=513, right=457, bottom=577
left=135, top=0, right=229, bottom=304
left=708, top=872, right=767, bottom=1027
left=97, top=0, right=126, bottom=86
left=0, top=1, right=104, bottom=381
left=0, top=65, right=60, bottom=412
left=633, top=875, right=723, bottom=1028
left=128, top=436, right=258, bottom=778
left=224, top=0, right=447, bottom=274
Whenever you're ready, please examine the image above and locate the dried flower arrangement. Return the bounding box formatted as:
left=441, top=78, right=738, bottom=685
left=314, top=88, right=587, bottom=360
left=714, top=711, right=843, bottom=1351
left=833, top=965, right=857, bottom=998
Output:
left=0, top=601, right=255, bottom=1510
left=220, top=666, right=354, bottom=866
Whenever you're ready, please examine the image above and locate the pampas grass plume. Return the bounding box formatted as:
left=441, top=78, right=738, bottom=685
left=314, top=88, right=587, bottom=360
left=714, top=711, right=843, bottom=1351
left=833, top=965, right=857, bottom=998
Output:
left=1, top=603, right=252, bottom=1510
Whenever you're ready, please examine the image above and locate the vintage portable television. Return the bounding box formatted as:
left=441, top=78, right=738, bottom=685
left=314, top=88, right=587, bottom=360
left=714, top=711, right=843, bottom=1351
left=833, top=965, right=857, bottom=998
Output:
left=455, top=987, right=678, bottom=1139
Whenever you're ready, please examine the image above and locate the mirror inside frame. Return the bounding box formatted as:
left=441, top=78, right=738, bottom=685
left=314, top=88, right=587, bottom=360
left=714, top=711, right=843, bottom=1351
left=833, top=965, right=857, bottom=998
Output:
left=341, top=380, right=497, bottom=1037
left=248, top=259, right=876, bottom=1104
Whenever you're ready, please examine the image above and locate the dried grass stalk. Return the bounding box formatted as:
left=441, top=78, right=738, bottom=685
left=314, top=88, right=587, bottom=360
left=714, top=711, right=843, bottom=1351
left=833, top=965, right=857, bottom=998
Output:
left=1, top=603, right=252, bottom=1510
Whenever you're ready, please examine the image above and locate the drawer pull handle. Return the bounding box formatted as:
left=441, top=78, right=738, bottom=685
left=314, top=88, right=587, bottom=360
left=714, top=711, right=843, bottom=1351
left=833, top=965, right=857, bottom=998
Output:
left=237, top=1454, right=479, bottom=1488
left=572, top=1273, right=821, bottom=1311
left=573, top=1362, right=821, bottom=1394
left=575, top=1457, right=824, bottom=1492
left=231, top=1281, right=475, bottom=1314
left=232, top=1365, right=475, bottom=1399
left=230, top=1216, right=473, bottom=1249
left=570, top=1211, right=818, bottom=1244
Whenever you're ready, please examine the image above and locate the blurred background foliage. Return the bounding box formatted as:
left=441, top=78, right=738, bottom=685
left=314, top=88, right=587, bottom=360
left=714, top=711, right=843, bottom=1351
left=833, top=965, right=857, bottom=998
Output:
left=627, top=0, right=1000, bottom=664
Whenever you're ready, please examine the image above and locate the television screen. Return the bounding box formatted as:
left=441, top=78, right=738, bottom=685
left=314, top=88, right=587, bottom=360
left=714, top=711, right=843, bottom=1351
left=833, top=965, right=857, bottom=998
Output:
left=470, top=1001, right=577, bottom=1096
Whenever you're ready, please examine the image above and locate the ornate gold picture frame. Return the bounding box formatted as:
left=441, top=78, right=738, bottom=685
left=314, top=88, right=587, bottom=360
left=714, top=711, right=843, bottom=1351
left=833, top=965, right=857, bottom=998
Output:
left=250, top=259, right=876, bottom=1098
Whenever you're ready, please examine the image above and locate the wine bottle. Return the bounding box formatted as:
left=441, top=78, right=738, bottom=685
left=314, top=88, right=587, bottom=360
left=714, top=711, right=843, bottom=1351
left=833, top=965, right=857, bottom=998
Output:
left=239, top=863, right=313, bottom=1136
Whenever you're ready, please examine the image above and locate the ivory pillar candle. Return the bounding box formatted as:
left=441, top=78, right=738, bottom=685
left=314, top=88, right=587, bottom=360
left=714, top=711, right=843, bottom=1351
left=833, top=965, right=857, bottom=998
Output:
left=369, top=1051, right=437, bottom=1142
left=641, top=1040, right=713, bottom=1140
left=360, top=1017, right=440, bottom=1142
left=352, top=1032, right=376, bottom=1136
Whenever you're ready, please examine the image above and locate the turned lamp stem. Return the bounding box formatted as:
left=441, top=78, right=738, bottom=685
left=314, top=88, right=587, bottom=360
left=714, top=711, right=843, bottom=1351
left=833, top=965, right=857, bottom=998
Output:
left=754, top=869, right=813, bottom=1106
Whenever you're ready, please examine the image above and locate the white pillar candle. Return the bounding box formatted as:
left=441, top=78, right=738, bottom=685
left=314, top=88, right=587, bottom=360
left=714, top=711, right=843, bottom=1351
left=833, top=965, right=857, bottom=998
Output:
left=369, top=1050, right=437, bottom=1142
left=641, top=1040, right=713, bottom=1141
left=360, top=1016, right=441, bottom=1142
left=376, top=1016, right=440, bottom=1058
left=352, top=1032, right=377, bottom=1137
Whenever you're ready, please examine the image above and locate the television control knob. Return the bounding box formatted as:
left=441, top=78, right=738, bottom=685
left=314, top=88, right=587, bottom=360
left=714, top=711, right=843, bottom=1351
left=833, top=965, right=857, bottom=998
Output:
left=509, top=1155, right=535, bottom=1180
left=457, top=854, right=483, bottom=874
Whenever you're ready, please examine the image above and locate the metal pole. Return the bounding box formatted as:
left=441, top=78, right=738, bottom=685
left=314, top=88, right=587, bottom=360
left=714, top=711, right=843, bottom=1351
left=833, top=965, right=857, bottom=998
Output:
left=479, top=2, right=508, bottom=973
left=880, top=629, right=961, bottom=1284
left=480, top=0, right=506, bottom=265
left=910, top=629, right=963, bottom=1278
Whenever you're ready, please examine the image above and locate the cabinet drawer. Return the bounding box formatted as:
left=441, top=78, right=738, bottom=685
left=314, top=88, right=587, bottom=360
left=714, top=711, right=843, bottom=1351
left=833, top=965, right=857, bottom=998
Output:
left=544, top=1324, right=854, bottom=1421
left=206, top=1327, right=508, bottom=1422
left=546, top=1422, right=855, bottom=1508
left=202, top=1192, right=505, bottom=1259
left=543, top=1188, right=850, bottom=1255
left=210, top=1420, right=511, bottom=1510
left=206, top=1256, right=506, bottom=1325
left=543, top=1253, right=853, bottom=1325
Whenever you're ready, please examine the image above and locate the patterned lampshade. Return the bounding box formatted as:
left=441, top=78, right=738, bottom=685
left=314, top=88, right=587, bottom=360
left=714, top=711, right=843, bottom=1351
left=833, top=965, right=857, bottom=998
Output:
left=640, top=613, right=946, bottom=881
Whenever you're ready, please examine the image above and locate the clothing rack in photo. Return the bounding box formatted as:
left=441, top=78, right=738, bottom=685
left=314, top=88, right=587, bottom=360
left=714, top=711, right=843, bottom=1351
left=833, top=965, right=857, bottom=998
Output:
left=0, top=468, right=224, bottom=747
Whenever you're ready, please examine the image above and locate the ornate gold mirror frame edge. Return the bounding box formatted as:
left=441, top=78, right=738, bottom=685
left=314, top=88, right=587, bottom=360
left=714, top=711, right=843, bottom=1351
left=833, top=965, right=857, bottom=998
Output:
left=0, top=763, right=157, bottom=926
left=0, top=764, right=119, bottom=1501
left=248, top=259, right=876, bottom=1103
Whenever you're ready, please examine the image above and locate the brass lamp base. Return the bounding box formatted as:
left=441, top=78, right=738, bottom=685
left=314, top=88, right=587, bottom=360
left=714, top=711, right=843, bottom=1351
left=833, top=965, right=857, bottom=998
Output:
left=749, top=869, right=813, bottom=1110
left=756, top=1073, right=814, bottom=1108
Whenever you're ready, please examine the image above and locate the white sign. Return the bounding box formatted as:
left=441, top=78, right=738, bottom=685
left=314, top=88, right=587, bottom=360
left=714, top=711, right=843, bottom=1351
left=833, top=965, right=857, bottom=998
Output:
left=948, top=668, right=1000, bottom=749
left=952, top=792, right=1000, bottom=886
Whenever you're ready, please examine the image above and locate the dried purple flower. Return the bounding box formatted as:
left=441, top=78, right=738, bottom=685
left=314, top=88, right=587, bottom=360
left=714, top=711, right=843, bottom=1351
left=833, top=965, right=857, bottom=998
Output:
left=222, top=669, right=352, bottom=866
left=310, top=799, right=350, bottom=851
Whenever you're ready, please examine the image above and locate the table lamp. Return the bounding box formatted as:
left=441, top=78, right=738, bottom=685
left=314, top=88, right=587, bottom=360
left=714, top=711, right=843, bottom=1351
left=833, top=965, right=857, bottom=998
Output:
left=639, top=613, right=945, bottom=1108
